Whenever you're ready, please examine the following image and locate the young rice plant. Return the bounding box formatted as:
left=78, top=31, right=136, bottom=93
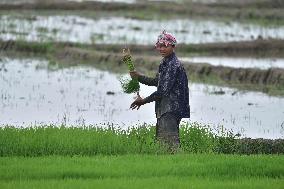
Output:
left=119, top=48, right=140, bottom=94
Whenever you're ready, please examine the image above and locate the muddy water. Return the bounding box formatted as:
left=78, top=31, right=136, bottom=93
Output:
left=0, top=57, right=283, bottom=139
left=1, top=15, right=284, bottom=44
left=68, top=0, right=136, bottom=3
left=180, top=56, right=284, bottom=69
left=0, top=57, right=155, bottom=126
left=0, top=0, right=214, bottom=4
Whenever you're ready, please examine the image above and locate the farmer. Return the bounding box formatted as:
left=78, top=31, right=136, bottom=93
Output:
left=129, top=30, right=190, bottom=150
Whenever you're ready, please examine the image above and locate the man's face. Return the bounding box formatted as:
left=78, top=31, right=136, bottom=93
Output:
left=156, top=44, right=174, bottom=58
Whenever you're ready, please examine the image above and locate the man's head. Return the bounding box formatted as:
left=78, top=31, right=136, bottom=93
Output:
left=155, top=30, right=177, bottom=58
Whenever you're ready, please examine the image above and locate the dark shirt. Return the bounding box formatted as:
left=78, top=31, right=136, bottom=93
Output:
left=138, top=52, right=190, bottom=119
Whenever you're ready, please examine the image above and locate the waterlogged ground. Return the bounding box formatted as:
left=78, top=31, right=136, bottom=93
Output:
left=180, top=56, right=284, bottom=69
left=0, top=57, right=155, bottom=126
left=0, top=57, right=283, bottom=139
left=69, top=0, right=136, bottom=3
left=1, top=15, right=284, bottom=45
left=0, top=0, right=218, bottom=4
left=68, top=0, right=193, bottom=3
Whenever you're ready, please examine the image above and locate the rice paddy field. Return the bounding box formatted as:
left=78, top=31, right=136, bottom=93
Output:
left=0, top=124, right=284, bottom=188
left=1, top=0, right=284, bottom=188
left=1, top=155, right=283, bottom=189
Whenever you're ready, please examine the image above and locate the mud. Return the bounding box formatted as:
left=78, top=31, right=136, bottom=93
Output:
left=179, top=39, right=284, bottom=57
left=184, top=63, right=284, bottom=86
left=2, top=39, right=284, bottom=57
left=92, top=39, right=284, bottom=57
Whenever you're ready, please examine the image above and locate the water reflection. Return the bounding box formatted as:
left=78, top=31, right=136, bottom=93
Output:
left=180, top=56, right=284, bottom=69
left=68, top=0, right=136, bottom=3
left=0, top=57, right=283, bottom=139
left=0, top=57, right=155, bottom=126
left=1, top=15, right=284, bottom=44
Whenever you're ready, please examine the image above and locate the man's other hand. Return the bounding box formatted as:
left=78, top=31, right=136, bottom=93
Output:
left=130, top=94, right=145, bottom=110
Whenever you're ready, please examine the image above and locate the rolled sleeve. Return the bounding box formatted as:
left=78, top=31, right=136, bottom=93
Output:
left=144, top=91, right=159, bottom=103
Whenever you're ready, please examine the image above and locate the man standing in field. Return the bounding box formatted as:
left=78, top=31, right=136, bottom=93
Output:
left=129, top=30, right=190, bottom=150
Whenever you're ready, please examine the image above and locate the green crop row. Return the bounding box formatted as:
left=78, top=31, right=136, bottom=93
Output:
left=0, top=122, right=283, bottom=156
left=0, top=154, right=283, bottom=189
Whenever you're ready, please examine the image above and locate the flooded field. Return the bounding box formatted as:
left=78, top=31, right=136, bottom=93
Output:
left=1, top=15, right=284, bottom=45
left=0, top=2, right=283, bottom=188
left=0, top=0, right=218, bottom=4
left=69, top=0, right=136, bottom=3
left=0, top=0, right=283, bottom=140
left=180, top=56, right=284, bottom=69
left=1, top=57, right=283, bottom=139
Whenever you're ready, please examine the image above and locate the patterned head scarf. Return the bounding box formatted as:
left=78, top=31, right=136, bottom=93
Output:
left=155, top=30, right=177, bottom=48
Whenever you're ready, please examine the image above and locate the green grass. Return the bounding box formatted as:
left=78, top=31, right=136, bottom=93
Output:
left=0, top=123, right=216, bottom=156
left=0, top=154, right=283, bottom=189
left=0, top=123, right=283, bottom=156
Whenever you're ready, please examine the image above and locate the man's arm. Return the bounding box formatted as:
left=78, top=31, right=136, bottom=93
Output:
left=130, top=71, right=158, bottom=86
left=130, top=91, right=160, bottom=110
left=130, top=62, right=178, bottom=109
left=142, top=63, right=179, bottom=104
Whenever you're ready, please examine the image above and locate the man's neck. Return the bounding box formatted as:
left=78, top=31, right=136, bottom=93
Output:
left=164, top=52, right=175, bottom=60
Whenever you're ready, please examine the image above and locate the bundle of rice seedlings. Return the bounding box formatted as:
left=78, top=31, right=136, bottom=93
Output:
left=122, top=49, right=135, bottom=72
left=120, top=49, right=140, bottom=94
